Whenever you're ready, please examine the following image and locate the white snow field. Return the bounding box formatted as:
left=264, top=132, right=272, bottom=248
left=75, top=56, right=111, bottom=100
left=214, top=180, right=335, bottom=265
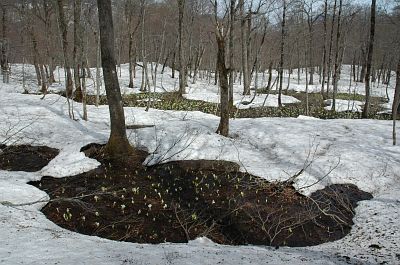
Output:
left=0, top=64, right=399, bottom=264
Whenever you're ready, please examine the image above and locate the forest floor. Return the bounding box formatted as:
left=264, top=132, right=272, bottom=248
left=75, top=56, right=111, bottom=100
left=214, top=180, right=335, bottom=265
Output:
left=0, top=64, right=400, bottom=264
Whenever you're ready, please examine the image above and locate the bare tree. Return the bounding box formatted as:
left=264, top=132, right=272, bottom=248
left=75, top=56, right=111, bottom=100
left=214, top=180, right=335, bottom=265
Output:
left=321, top=0, right=328, bottom=97
left=331, top=0, right=343, bottom=111
left=0, top=2, right=9, bottom=83
left=228, top=0, right=236, bottom=106
left=326, top=0, right=337, bottom=99
left=56, top=0, right=74, bottom=98
left=393, top=58, right=400, bottom=145
left=362, top=0, right=376, bottom=118
left=302, top=0, right=320, bottom=86
left=278, top=0, right=287, bottom=107
left=126, top=0, right=143, bottom=88
left=97, top=0, right=134, bottom=158
left=212, top=0, right=230, bottom=137
left=73, top=0, right=83, bottom=101
left=240, top=0, right=250, bottom=95
left=177, top=0, right=186, bottom=95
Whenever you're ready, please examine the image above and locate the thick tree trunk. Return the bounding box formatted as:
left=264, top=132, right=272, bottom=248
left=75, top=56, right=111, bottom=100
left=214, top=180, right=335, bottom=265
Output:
left=97, top=0, right=133, bottom=158
left=215, top=36, right=229, bottom=137
left=362, top=0, right=376, bottom=118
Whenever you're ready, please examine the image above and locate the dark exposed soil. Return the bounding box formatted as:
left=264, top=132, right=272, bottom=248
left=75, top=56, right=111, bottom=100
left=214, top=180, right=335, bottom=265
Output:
left=0, top=144, right=59, bottom=172
left=30, top=143, right=372, bottom=247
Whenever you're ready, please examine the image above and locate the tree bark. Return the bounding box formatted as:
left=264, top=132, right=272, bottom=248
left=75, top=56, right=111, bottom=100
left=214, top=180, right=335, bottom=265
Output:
left=326, top=0, right=337, bottom=99
left=97, top=0, right=133, bottom=158
left=240, top=0, right=250, bottom=95
left=94, top=30, right=101, bottom=107
left=228, top=0, right=235, bottom=106
left=1, top=5, right=8, bottom=79
left=267, top=61, right=273, bottom=89
left=278, top=0, right=286, bottom=107
left=177, top=0, right=186, bottom=95
left=215, top=36, right=229, bottom=137
left=362, top=0, right=376, bottom=118
left=393, top=58, right=400, bottom=145
left=73, top=0, right=83, bottom=101
left=321, top=0, right=327, bottom=92
left=57, top=0, right=74, bottom=97
left=332, top=0, right=343, bottom=111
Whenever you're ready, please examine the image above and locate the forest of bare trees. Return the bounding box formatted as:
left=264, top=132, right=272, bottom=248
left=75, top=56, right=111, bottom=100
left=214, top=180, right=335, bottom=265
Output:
left=1, top=0, right=399, bottom=87
left=1, top=0, right=400, bottom=138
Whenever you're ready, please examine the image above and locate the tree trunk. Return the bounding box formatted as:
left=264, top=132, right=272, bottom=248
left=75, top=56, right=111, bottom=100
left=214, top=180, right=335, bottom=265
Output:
left=30, top=28, right=41, bottom=87
left=97, top=0, right=133, bottom=158
left=128, top=32, right=135, bottom=88
left=332, top=0, right=343, bottom=111
left=161, top=50, right=170, bottom=74
left=359, top=46, right=367, bottom=82
left=177, top=0, right=186, bottom=95
left=215, top=36, right=229, bottom=137
left=267, top=62, right=273, bottom=89
left=326, top=0, right=337, bottom=99
left=1, top=5, right=9, bottom=82
left=82, top=64, right=87, bottom=121
left=352, top=55, right=356, bottom=82
left=73, top=0, right=83, bottom=101
left=57, top=0, right=74, bottom=97
left=362, top=0, right=376, bottom=119
left=40, top=64, right=48, bottom=95
left=321, top=0, right=328, bottom=96
left=393, top=58, right=400, bottom=145
left=95, top=31, right=101, bottom=107
left=81, top=14, right=88, bottom=120
left=228, top=0, right=235, bottom=106
left=308, top=7, right=314, bottom=86
left=193, top=45, right=204, bottom=84
left=240, top=0, right=250, bottom=95
left=43, top=0, right=55, bottom=85
left=278, top=0, right=286, bottom=107
left=140, top=8, right=150, bottom=93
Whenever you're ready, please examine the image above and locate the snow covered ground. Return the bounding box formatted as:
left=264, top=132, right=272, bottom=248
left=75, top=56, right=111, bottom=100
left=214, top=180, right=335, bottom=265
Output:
left=10, top=63, right=394, bottom=111
left=0, top=64, right=399, bottom=264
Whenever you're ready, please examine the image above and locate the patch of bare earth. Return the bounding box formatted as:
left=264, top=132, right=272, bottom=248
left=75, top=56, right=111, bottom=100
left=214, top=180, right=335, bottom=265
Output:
left=0, top=144, right=59, bottom=172
left=30, top=143, right=372, bottom=247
